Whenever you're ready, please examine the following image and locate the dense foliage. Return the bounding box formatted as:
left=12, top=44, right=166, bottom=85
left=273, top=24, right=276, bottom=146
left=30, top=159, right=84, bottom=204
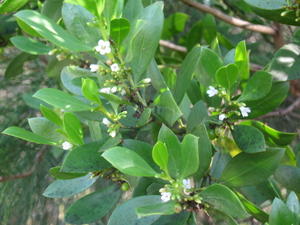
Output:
left=1, top=0, right=300, bottom=224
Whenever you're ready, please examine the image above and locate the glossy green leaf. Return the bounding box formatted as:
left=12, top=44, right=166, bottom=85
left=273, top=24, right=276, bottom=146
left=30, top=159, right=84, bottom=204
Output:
left=65, top=0, right=105, bottom=18
left=0, top=0, right=29, bottom=13
left=199, top=184, right=248, bottom=218
left=15, top=10, right=92, bottom=52
left=61, top=141, right=113, bottom=173
left=28, top=117, right=64, bottom=142
left=124, top=0, right=143, bottom=22
left=216, top=64, right=238, bottom=94
left=239, top=71, right=273, bottom=101
left=235, top=40, right=249, bottom=80
left=43, top=175, right=97, bottom=198
left=240, top=120, right=297, bottom=146
left=174, top=45, right=202, bottom=103
left=41, top=0, right=64, bottom=22
left=33, top=88, right=92, bottom=112
left=126, top=2, right=164, bottom=82
left=110, top=18, right=130, bottom=46
left=40, top=105, right=63, bottom=127
left=2, top=126, right=56, bottom=145
left=153, top=89, right=182, bottom=126
left=81, top=78, right=101, bottom=103
left=232, top=125, right=266, bottom=153
left=187, top=101, right=208, bottom=133
left=274, top=165, right=300, bottom=193
left=152, top=212, right=190, bottom=225
left=152, top=141, right=168, bottom=173
left=63, top=112, right=84, bottom=145
left=286, top=191, right=300, bottom=221
left=136, top=201, right=176, bottom=218
left=221, top=148, right=285, bottom=187
left=65, top=185, right=121, bottom=224
left=245, top=81, right=289, bottom=118
left=102, top=147, right=157, bottom=177
left=180, top=134, right=199, bottom=178
left=62, top=3, right=100, bottom=47
left=10, top=36, right=52, bottom=55
left=269, top=198, right=295, bottom=225
left=162, top=12, right=189, bottom=39
left=108, top=196, right=161, bottom=225
left=49, top=166, right=86, bottom=180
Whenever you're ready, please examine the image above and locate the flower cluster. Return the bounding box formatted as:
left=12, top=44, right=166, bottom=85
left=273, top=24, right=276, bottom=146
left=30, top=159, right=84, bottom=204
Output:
left=206, top=85, right=251, bottom=121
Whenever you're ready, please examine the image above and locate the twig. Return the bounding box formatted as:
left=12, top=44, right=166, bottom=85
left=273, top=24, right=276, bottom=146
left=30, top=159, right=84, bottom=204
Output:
left=179, top=0, right=277, bottom=35
left=0, top=150, right=45, bottom=183
left=159, top=40, right=263, bottom=71
left=260, top=98, right=300, bottom=119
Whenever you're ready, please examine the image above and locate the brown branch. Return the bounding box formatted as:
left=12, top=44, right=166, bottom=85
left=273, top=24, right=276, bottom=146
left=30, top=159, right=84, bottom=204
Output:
left=260, top=98, right=300, bottom=119
left=0, top=150, right=45, bottom=183
left=159, top=40, right=263, bottom=71
left=180, top=0, right=277, bottom=36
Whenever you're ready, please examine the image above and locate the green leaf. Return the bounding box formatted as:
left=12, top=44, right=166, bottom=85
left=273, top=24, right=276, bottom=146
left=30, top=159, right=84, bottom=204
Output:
left=216, top=64, right=238, bottom=94
left=61, top=142, right=111, bottom=173
left=33, top=88, right=92, bottom=112
left=40, top=105, right=63, bottom=127
left=63, top=112, right=84, bottom=145
left=286, top=192, right=300, bottom=221
left=65, top=185, right=121, bottom=224
left=158, top=125, right=181, bottom=178
left=62, top=3, right=101, bottom=47
left=43, top=175, right=97, bottom=198
left=4, top=52, right=36, bottom=79
left=10, top=36, right=52, bottom=55
left=187, top=101, right=208, bottom=133
left=152, top=212, right=190, bottom=225
left=28, top=117, right=64, bottom=142
left=236, top=192, right=269, bottom=223
left=199, top=184, right=248, bottom=218
left=108, top=196, right=161, bottom=225
left=15, top=10, right=92, bottom=52
left=81, top=78, right=101, bottom=104
left=2, top=126, right=56, bottom=145
left=102, top=147, right=157, bottom=177
left=240, top=120, right=297, bottom=146
left=136, top=201, right=176, bottom=218
left=274, top=165, right=300, bottom=193
left=49, top=166, right=86, bottom=180
left=124, top=0, right=143, bottom=22
left=110, top=18, right=130, bottom=46
left=162, top=12, right=189, bottom=39
left=245, top=81, right=289, bottom=118
left=269, top=198, right=295, bottom=225
left=235, top=40, right=249, bottom=80
left=153, top=89, right=182, bottom=126
left=41, top=0, right=64, bottom=22
left=232, top=125, right=266, bottom=153
left=180, top=134, right=199, bottom=178
left=126, top=2, right=164, bottom=82
left=152, top=141, right=169, bottom=173
left=221, top=148, right=285, bottom=187
left=239, top=71, right=273, bottom=101
left=65, top=0, right=105, bottom=18
left=0, top=0, right=29, bottom=13
left=174, top=45, right=202, bottom=103
left=195, top=47, right=223, bottom=86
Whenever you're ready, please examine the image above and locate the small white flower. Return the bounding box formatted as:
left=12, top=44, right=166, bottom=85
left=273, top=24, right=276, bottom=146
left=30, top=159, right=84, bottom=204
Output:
left=110, top=86, right=118, bottom=93
left=110, top=63, right=120, bottom=72
left=109, top=130, right=117, bottom=138
left=62, top=141, right=73, bottom=150
left=183, top=179, right=192, bottom=189
left=99, top=87, right=111, bottom=94
left=142, top=78, right=151, bottom=83
left=89, top=64, right=99, bottom=72
left=95, top=40, right=111, bottom=55
left=160, top=192, right=172, bottom=202
left=218, top=114, right=226, bottom=121
left=102, top=118, right=111, bottom=126
left=207, top=86, right=218, bottom=97
left=240, top=106, right=251, bottom=117
left=120, top=89, right=126, bottom=96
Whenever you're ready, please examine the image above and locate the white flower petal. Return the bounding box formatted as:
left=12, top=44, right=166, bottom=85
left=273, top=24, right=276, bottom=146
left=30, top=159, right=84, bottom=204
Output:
left=218, top=114, right=226, bottom=121
left=161, top=192, right=171, bottom=202
left=207, top=86, right=218, bottom=97
left=102, top=118, right=111, bottom=126
left=110, top=86, right=117, bottom=93
left=62, top=141, right=73, bottom=150
left=109, top=130, right=117, bottom=138
left=99, top=88, right=111, bottom=94
left=110, top=63, right=120, bottom=72
left=89, top=64, right=99, bottom=72
left=183, top=179, right=192, bottom=189
left=240, top=106, right=251, bottom=117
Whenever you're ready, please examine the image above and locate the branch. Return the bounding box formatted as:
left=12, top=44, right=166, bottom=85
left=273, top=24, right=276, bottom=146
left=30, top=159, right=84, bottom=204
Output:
left=180, top=0, right=277, bottom=36
left=159, top=40, right=263, bottom=71
left=0, top=150, right=45, bottom=183
left=260, top=98, right=300, bottom=119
